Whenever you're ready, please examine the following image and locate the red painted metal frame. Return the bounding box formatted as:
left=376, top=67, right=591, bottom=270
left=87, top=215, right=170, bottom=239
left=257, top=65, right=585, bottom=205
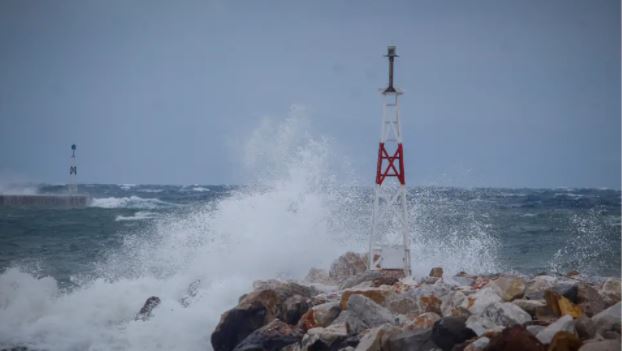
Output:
left=375, top=142, right=405, bottom=185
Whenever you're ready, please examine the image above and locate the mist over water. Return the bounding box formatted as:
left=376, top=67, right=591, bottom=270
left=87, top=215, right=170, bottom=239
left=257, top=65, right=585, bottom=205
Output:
left=0, top=114, right=619, bottom=350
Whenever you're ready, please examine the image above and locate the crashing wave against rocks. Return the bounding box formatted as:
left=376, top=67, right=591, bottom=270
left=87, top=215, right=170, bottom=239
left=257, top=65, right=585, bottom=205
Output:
left=200, top=252, right=621, bottom=351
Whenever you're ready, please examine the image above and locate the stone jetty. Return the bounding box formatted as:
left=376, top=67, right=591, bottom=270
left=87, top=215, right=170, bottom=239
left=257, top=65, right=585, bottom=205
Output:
left=0, top=194, right=91, bottom=208
left=210, top=252, right=621, bottom=351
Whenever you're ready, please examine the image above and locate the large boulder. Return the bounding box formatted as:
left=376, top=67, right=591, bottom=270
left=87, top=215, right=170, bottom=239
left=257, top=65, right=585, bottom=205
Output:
left=354, top=323, right=399, bottom=351
left=298, top=302, right=341, bottom=331
left=462, top=287, right=502, bottom=315
left=545, top=290, right=583, bottom=318
left=431, top=317, right=477, bottom=351
left=340, top=287, right=393, bottom=310
left=408, top=312, right=442, bottom=330
left=212, top=281, right=316, bottom=351
left=599, top=278, right=621, bottom=306
left=547, top=331, right=582, bottom=351
left=574, top=283, right=606, bottom=317
left=441, top=291, right=470, bottom=319
left=536, top=315, right=576, bottom=345
left=525, top=276, right=557, bottom=300
left=346, top=294, right=397, bottom=329
left=301, top=323, right=356, bottom=350
left=384, top=328, right=438, bottom=351
left=591, top=302, right=621, bottom=333
left=485, top=325, right=546, bottom=351
left=465, top=302, right=531, bottom=336
left=232, top=319, right=302, bottom=351
left=212, top=300, right=270, bottom=351
left=491, top=276, right=526, bottom=301
left=329, top=252, right=368, bottom=283
left=578, top=339, right=620, bottom=351
left=511, top=299, right=546, bottom=317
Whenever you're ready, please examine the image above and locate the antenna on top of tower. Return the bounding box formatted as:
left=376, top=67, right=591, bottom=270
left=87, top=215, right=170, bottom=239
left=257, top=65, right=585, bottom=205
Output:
left=383, top=46, right=400, bottom=95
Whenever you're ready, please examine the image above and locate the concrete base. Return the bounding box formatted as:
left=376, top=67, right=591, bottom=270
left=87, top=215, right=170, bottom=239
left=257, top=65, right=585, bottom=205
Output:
left=0, top=194, right=92, bottom=208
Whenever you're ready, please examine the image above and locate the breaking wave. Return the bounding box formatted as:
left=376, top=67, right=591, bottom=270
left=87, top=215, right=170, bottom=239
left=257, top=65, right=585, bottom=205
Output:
left=0, top=108, right=501, bottom=350
left=90, top=196, right=176, bottom=210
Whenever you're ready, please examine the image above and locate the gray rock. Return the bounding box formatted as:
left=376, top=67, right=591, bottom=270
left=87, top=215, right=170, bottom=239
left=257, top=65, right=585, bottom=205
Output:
left=330, top=252, right=368, bottom=284
left=331, top=311, right=369, bottom=335
left=511, top=299, right=545, bottom=317
left=440, top=291, right=470, bottom=319
left=346, top=294, right=397, bottom=329
left=578, top=339, right=620, bottom=351
left=339, top=271, right=382, bottom=290
left=384, top=328, right=438, bottom=351
left=535, top=314, right=575, bottom=344
left=526, top=325, right=545, bottom=337
left=591, top=302, right=621, bottom=332
left=575, top=314, right=596, bottom=339
left=524, top=276, right=557, bottom=300
left=354, top=323, right=399, bottom=351
left=599, top=278, right=621, bottom=305
left=135, top=296, right=161, bottom=321
left=431, top=317, right=477, bottom=351
left=233, top=319, right=302, bottom=351
left=468, top=336, right=490, bottom=350
left=466, top=302, right=531, bottom=336
left=464, top=287, right=502, bottom=315
left=491, top=276, right=526, bottom=301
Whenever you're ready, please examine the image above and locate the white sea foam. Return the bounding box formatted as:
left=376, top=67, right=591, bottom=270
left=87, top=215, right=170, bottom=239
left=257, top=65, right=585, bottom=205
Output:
left=191, top=187, right=209, bottom=192
left=90, top=196, right=175, bottom=210
left=0, top=109, right=500, bottom=350
left=115, top=211, right=158, bottom=222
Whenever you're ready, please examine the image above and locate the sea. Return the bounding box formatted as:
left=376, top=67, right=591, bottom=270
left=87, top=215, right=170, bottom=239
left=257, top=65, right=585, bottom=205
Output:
left=0, top=183, right=619, bottom=350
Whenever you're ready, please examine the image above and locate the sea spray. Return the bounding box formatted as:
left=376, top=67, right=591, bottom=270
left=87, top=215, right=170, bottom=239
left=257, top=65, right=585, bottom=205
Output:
left=0, top=113, right=506, bottom=350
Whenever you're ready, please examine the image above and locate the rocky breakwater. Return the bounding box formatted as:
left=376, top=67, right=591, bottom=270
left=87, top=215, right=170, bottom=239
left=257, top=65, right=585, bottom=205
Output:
left=211, top=252, right=621, bottom=351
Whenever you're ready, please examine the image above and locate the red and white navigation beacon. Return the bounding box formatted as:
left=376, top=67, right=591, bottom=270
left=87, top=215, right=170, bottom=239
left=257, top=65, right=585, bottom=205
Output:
left=368, top=46, right=411, bottom=277
left=68, top=144, right=78, bottom=193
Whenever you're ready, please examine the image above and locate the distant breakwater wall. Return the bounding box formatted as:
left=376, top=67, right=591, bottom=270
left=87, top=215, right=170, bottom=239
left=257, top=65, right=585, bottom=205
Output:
left=0, top=194, right=92, bottom=208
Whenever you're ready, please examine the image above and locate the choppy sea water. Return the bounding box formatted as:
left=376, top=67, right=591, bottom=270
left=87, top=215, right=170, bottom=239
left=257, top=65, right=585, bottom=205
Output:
left=0, top=113, right=620, bottom=350
left=0, top=183, right=619, bottom=350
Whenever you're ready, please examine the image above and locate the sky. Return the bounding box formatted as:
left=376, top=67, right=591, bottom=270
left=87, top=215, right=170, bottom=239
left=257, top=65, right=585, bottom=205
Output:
left=0, top=0, right=619, bottom=188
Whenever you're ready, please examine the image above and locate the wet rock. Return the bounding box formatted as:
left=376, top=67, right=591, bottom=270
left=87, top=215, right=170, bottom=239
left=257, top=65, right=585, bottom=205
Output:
left=591, top=302, right=621, bottom=333
left=548, top=331, right=582, bottom=351
left=284, top=295, right=312, bottom=325
left=346, top=294, right=397, bottom=329
left=512, top=299, right=546, bottom=317
left=354, top=323, right=399, bottom=351
left=485, top=325, right=546, bottom=351
left=441, top=291, right=470, bottom=319
left=462, top=287, right=502, bottom=315
left=431, top=317, right=477, bottom=351
left=212, top=300, right=270, bottom=351
left=298, top=302, right=341, bottom=331
left=340, top=287, right=393, bottom=310
left=491, top=276, right=526, bottom=302
left=599, top=278, right=621, bottom=306
left=384, top=328, right=438, bottom=351
left=575, top=315, right=596, bottom=339
left=135, top=296, right=161, bottom=321
left=331, top=310, right=368, bottom=335
left=545, top=290, right=583, bottom=318
left=536, top=315, right=576, bottom=345
left=465, top=302, right=531, bottom=336
left=339, top=271, right=382, bottom=290
left=463, top=337, right=489, bottom=351
left=430, top=267, right=444, bottom=278
left=212, top=281, right=316, bottom=351
left=409, top=312, right=442, bottom=330
left=525, top=276, right=557, bottom=300
left=233, top=319, right=302, bottom=351
left=371, top=275, right=399, bottom=288
left=453, top=272, right=477, bottom=287
left=578, top=339, right=620, bottom=351
left=574, top=283, right=605, bottom=317
left=526, top=325, right=545, bottom=337
left=329, top=252, right=368, bottom=283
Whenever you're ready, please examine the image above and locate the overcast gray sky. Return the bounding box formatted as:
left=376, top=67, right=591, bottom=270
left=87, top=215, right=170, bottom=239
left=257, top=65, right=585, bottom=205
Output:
left=0, top=0, right=619, bottom=188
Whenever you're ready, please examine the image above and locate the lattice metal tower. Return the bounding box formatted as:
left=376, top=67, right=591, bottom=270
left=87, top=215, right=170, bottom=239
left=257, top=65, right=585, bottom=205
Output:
left=68, top=144, right=78, bottom=193
left=368, top=46, right=411, bottom=276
